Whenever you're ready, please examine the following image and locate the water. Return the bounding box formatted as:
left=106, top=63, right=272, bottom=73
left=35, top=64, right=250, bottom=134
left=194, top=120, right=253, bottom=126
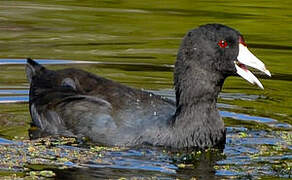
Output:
left=0, top=0, right=291, bottom=179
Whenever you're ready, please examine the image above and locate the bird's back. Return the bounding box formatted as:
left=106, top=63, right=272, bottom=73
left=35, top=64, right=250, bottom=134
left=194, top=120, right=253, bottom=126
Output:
left=26, top=59, right=176, bottom=146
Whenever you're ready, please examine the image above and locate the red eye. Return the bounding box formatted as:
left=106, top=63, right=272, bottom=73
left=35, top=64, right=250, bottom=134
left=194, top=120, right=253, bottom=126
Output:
left=218, top=40, right=228, bottom=48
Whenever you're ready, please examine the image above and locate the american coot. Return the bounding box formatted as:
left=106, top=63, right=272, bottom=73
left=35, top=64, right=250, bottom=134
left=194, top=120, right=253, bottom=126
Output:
left=26, top=24, right=271, bottom=150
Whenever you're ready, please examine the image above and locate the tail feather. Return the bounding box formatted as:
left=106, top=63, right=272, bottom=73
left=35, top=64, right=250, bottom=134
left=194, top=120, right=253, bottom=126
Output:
left=26, top=58, right=45, bottom=83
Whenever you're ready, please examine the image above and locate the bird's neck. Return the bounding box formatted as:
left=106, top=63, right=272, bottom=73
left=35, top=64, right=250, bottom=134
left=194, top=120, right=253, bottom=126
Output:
left=171, top=63, right=226, bottom=149
left=174, top=61, right=224, bottom=114
left=173, top=68, right=223, bottom=126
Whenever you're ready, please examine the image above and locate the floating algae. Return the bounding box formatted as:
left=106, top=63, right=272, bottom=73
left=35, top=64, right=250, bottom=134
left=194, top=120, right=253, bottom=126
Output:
left=0, top=136, right=126, bottom=179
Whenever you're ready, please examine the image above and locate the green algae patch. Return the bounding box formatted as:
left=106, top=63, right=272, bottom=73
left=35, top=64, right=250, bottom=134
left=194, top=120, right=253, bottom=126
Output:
left=0, top=136, right=127, bottom=179
left=215, top=130, right=292, bottom=178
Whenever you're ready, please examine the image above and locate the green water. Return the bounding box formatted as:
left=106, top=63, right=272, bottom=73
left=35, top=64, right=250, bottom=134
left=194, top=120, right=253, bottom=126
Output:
left=0, top=0, right=291, bottom=179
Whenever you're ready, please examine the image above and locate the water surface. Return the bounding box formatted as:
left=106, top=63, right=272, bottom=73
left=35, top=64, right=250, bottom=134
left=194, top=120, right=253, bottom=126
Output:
left=0, top=0, right=291, bottom=179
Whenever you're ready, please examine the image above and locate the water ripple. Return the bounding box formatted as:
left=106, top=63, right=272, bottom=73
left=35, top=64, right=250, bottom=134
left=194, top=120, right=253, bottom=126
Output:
left=0, top=96, right=28, bottom=103
left=0, top=59, right=98, bottom=65
left=220, top=111, right=292, bottom=129
left=0, top=90, right=28, bottom=95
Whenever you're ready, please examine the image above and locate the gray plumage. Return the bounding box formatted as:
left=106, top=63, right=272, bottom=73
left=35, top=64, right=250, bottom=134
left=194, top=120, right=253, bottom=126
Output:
left=26, top=24, right=243, bottom=150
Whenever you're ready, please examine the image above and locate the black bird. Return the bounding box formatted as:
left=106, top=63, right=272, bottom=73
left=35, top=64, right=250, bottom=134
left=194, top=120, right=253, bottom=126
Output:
left=26, top=24, right=271, bottom=150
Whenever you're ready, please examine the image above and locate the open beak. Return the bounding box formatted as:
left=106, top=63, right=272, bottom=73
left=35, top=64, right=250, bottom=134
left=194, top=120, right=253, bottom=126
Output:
left=234, top=43, right=271, bottom=89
